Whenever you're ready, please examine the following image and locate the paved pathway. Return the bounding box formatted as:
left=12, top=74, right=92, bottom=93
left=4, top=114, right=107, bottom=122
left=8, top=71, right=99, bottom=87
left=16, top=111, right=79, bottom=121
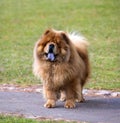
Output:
left=0, top=91, right=120, bottom=123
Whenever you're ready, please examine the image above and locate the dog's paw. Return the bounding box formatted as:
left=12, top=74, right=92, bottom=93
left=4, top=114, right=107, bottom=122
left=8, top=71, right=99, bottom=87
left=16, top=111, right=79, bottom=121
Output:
left=64, top=100, right=75, bottom=109
left=75, top=97, right=85, bottom=103
left=44, top=99, right=56, bottom=108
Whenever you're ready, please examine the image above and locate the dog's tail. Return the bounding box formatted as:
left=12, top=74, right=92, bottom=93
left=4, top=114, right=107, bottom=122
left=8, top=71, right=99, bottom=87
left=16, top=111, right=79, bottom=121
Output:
left=68, top=32, right=89, bottom=50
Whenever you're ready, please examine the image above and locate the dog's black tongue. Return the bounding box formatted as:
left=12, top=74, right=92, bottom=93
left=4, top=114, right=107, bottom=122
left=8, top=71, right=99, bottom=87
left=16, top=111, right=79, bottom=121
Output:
left=47, top=53, right=55, bottom=61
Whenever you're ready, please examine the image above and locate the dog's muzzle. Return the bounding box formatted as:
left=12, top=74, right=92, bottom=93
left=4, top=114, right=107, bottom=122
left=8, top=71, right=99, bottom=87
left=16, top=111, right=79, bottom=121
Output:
left=46, top=44, right=56, bottom=61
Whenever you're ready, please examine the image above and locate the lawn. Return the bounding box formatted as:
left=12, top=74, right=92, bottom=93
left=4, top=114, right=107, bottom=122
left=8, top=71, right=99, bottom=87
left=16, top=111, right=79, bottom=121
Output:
left=0, top=115, right=74, bottom=123
left=0, top=0, right=119, bottom=90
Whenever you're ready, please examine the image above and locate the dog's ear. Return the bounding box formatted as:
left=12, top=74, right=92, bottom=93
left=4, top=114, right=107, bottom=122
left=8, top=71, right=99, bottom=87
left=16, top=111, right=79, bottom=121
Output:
left=61, top=32, right=70, bottom=44
left=44, top=29, right=53, bottom=35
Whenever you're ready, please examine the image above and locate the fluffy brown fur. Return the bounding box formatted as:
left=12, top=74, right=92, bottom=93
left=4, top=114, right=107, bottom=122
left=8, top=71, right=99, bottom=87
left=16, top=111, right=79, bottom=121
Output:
left=33, top=29, right=90, bottom=108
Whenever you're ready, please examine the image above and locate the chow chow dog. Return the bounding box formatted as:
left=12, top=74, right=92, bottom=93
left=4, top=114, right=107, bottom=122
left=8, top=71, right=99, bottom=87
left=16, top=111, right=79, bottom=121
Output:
left=33, top=29, right=90, bottom=108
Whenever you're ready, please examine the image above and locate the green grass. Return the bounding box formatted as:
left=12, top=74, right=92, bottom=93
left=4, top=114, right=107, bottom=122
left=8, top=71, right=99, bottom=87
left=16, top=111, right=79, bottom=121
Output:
left=0, top=0, right=119, bottom=90
left=0, top=115, right=39, bottom=123
left=0, top=115, right=72, bottom=123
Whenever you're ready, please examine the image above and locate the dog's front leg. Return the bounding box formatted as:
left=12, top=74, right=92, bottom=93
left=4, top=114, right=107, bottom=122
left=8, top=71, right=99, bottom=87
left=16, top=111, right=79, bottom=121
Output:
left=64, top=86, right=76, bottom=108
left=43, top=86, right=57, bottom=108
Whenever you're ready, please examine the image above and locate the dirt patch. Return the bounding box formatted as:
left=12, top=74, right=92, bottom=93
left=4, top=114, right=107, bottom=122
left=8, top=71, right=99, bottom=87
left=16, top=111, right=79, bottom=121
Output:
left=0, top=84, right=120, bottom=98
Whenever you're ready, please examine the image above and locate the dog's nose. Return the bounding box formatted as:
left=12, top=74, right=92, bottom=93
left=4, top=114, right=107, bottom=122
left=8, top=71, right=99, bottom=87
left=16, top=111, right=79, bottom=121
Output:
left=49, top=44, right=54, bottom=49
left=48, top=44, right=54, bottom=53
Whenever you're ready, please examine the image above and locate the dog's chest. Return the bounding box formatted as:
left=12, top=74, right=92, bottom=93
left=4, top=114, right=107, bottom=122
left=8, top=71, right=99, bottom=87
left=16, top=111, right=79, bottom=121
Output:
left=41, top=63, right=68, bottom=88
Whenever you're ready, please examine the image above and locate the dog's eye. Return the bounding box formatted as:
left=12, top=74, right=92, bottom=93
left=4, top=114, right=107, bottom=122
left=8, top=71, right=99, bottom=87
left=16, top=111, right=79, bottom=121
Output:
left=44, top=53, right=48, bottom=56
left=56, top=42, right=61, bottom=48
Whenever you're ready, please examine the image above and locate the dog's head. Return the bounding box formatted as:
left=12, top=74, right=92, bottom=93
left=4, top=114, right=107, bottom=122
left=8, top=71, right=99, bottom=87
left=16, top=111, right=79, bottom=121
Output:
left=35, top=29, right=71, bottom=62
